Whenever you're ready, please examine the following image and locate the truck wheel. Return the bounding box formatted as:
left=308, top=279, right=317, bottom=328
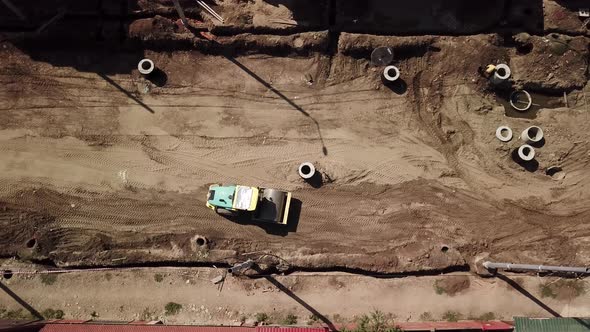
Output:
left=216, top=208, right=235, bottom=216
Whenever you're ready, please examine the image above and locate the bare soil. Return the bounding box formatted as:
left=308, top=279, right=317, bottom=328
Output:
left=1, top=266, right=589, bottom=324
left=0, top=1, right=589, bottom=275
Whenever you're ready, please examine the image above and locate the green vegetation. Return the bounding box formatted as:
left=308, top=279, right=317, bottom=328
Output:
left=433, top=280, right=446, bottom=295
left=540, top=283, right=557, bottom=298
left=40, top=273, right=58, bottom=285
left=42, top=308, right=65, bottom=319
left=308, top=314, right=320, bottom=325
left=154, top=274, right=164, bottom=282
left=0, top=307, right=37, bottom=320
left=442, top=311, right=461, bottom=322
left=256, top=312, right=269, bottom=323
left=419, top=312, right=433, bottom=321
left=477, top=312, right=496, bottom=321
left=164, top=302, right=182, bottom=316
left=141, top=308, right=157, bottom=321
left=342, top=311, right=401, bottom=332
left=282, top=314, right=298, bottom=325
left=540, top=280, right=586, bottom=299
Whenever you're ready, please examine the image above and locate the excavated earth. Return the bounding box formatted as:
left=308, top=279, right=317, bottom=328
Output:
left=0, top=0, right=589, bottom=274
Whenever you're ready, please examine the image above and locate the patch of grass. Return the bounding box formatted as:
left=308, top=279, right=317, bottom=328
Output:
left=40, top=274, right=58, bottom=285
left=164, top=302, right=182, bottom=316
left=0, top=307, right=37, bottom=320
left=90, top=311, right=99, bottom=319
left=154, top=273, right=164, bottom=282
left=540, top=283, right=557, bottom=298
left=308, top=314, right=320, bottom=325
left=256, top=312, right=269, bottom=323
left=141, top=308, right=157, bottom=321
left=434, top=280, right=446, bottom=295
left=419, top=312, right=433, bottom=321
left=442, top=311, right=461, bottom=322
left=141, top=308, right=155, bottom=320
left=282, top=314, right=298, bottom=325
left=477, top=312, right=496, bottom=321
left=351, top=311, right=401, bottom=332
left=42, top=308, right=65, bottom=320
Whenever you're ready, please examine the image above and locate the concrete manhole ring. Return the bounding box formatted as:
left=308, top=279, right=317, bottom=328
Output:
left=510, top=90, right=532, bottom=112
left=495, top=126, right=513, bottom=142
left=138, top=59, right=155, bottom=75
left=518, top=144, right=535, bottom=161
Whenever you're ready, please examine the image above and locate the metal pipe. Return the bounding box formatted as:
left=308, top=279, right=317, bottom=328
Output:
left=171, top=0, right=189, bottom=27
left=228, top=259, right=254, bottom=275
left=483, top=261, right=590, bottom=274
left=1, top=0, right=27, bottom=21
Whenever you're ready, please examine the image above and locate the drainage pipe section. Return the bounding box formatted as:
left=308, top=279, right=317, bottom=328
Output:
left=483, top=261, right=590, bottom=274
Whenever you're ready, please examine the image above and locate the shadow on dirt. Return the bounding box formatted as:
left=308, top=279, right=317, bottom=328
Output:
left=253, top=265, right=337, bottom=330
left=384, top=78, right=408, bottom=95
left=219, top=198, right=302, bottom=236
left=0, top=280, right=44, bottom=320
left=496, top=274, right=561, bottom=317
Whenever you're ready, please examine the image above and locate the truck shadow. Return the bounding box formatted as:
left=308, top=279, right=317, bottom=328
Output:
left=219, top=198, right=302, bottom=236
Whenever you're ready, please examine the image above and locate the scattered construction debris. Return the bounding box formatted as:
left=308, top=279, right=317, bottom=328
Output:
left=171, top=0, right=189, bottom=27
left=495, top=126, right=513, bottom=142
left=197, top=0, right=224, bottom=23
left=228, top=259, right=254, bottom=275
left=371, top=46, right=394, bottom=66
left=210, top=275, right=224, bottom=284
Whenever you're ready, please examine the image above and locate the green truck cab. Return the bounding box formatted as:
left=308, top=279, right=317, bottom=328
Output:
left=206, top=184, right=292, bottom=225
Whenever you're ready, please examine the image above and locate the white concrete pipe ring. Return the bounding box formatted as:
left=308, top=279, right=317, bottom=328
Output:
left=509, top=90, right=532, bottom=112
left=518, top=144, right=535, bottom=161
left=494, top=64, right=511, bottom=80
left=138, top=59, right=155, bottom=75
left=383, top=65, right=400, bottom=82
left=521, top=126, right=543, bottom=143
left=298, top=162, right=315, bottom=179
left=495, top=126, right=513, bottom=142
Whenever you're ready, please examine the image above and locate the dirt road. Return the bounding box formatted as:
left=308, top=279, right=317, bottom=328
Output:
left=0, top=1, right=589, bottom=274
left=1, top=266, right=588, bottom=324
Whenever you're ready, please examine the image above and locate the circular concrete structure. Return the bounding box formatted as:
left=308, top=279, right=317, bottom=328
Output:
left=298, top=162, right=315, bottom=179
left=495, top=126, right=513, bottom=142
left=138, top=59, right=155, bottom=75
left=521, top=126, right=543, bottom=143
left=382, top=65, right=400, bottom=82
left=490, top=64, right=511, bottom=85
left=494, top=64, right=511, bottom=80
left=518, top=144, right=535, bottom=161
left=509, top=90, right=532, bottom=112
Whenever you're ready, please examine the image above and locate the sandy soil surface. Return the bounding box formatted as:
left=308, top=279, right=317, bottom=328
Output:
left=1, top=266, right=588, bottom=324
left=0, top=1, right=589, bottom=276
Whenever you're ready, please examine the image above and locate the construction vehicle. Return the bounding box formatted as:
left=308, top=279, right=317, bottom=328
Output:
left=206, top=184, right=292, bottom=225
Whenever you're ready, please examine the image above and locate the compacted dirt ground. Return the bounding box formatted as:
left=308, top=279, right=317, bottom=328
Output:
left=0, top=266, right=589, bottom=324
left=0, top=0, right=589, bottom=278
